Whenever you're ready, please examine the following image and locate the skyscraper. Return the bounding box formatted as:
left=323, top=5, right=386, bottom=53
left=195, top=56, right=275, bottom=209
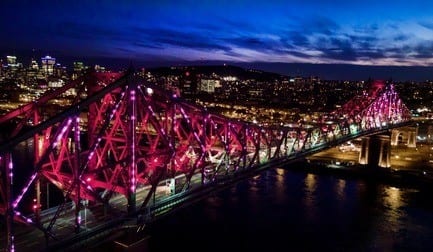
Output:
left=6, top=55, right=17, bottom=66
left=41, top=55, right=56, bottom=76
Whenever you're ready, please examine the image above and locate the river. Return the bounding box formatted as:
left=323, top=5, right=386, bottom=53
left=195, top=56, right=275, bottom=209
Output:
left=145, top=166, right=433, bottom=252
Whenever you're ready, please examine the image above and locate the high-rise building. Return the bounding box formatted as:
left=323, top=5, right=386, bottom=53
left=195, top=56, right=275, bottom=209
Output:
left=73, top=62, right=84, bottom=72
left=199, top=79, right=220, bottom=93
left=72, top=61, right=86, bottom=80
left=30, top=60, right=39, bottom=70
left=41, top=55, right=56, bottom=76
left=6, top=55, right=18, bottom=71
left=27, top=60, right=39, bottom=78
left=6, top=55, right=17, bottom=66
left=179, top=71, right=197, bottom=100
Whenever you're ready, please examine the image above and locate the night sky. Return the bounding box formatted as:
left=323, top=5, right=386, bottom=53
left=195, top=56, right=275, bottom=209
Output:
left=2, top=0, right=433, bottom=80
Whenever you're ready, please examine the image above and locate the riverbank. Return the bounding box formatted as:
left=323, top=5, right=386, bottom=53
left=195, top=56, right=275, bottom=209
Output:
left=284, top=158, right=433, bottom=191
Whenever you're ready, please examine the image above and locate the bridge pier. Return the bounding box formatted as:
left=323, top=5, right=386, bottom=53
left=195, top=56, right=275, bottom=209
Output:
left=407, top=129, right=417, bottom=148
left=359, top=137, right=370, bottom=165
left=391, top=130, right=399, bottom=146
left=390, top=126, right=418, bottom=148
left=359, top=134, right=391, bottom=168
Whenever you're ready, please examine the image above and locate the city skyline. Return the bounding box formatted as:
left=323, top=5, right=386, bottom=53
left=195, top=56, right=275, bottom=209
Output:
left=1, top=1, right=433, bottom=80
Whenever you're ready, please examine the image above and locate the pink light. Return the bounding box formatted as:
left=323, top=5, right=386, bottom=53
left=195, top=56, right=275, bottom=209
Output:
left=14, top=211, right=33, bottom=223
left=130, top=86, right=137, bottom=195
left=13, top=172, right=37, bottom=207
left=11, top=235, right=14, bottom=252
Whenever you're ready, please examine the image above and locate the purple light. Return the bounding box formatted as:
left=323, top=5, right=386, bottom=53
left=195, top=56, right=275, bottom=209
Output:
left=14, top=211, right=33, bottom=223
left=13, top=172, right=37, bottom=208
left=11, top=235, right=14, bottom=252
left=130, top=86, right=137, bottom=194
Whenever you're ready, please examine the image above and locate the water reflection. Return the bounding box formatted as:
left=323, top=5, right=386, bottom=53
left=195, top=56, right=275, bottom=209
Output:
left=274, top=168, right=285, bottom=203
left=366, top=185, right=410, bottom=251
left=335, top=179, right=346, bottom=200
left=384, top=187, right=404, bottom=209
left=303, top=173, right=317, bottom=220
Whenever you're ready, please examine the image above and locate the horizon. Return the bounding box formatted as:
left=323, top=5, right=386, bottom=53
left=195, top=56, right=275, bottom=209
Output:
left=2, top=52, right=433, bottom=82
left=0, top=54, right=433, bottom=82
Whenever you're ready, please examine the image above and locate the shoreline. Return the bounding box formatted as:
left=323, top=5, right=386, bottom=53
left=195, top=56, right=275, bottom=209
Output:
left=282, top=159, right=433, bottom=190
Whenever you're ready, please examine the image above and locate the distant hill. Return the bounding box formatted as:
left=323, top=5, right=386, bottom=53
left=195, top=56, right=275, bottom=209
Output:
left=147, top=61, right=433, bottom=82
left=148, top=64, right=286, bottom=81
left=232, top=62, right=433, bottom=82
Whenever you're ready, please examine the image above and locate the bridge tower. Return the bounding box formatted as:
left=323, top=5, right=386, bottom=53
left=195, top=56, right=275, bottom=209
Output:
left=359, top=134, right=391, bottom=168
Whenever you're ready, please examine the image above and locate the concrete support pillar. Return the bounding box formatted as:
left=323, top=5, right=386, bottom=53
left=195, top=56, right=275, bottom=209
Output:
left=390, top=129, right=400, bottom=146
left=428, top=125, right=433, bottom=145
left=376, top=135, right=391, bottom=168
left=359, top=136, right=370, bottom=165
left=359, top=134, right=391, bottom=168
left=407, top=128, right=417, bottom=148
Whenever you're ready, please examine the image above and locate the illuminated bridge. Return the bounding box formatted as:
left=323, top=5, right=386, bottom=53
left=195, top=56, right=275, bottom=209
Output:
left=0, top=69, right=412, bottom=251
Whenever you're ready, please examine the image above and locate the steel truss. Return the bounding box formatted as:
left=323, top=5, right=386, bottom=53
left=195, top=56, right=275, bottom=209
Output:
left=0, top=73, right=412, bottom=251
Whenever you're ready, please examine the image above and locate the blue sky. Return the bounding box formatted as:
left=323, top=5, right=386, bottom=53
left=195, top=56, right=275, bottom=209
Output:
left=1, top=0, right=433, bottom=68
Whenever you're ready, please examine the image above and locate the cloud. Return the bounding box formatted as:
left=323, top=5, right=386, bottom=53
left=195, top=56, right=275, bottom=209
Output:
left=419, top=21, right=433, bottom=30
left=133, top=27, right=232, bottom=52
left=50, top=21, right=119, bottom=41
left=286, top=16, right=340, bottom=36
left=49, top=17, right=433, bottom=66
left=0, top=0, right=433, bottom=68
left=412, top=43, right=433, bottom=58
left=281, top=32, right=310, bottom=47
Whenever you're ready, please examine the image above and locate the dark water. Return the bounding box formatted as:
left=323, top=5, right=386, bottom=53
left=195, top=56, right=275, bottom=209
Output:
left=146, top=167, right=433, bottom=252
